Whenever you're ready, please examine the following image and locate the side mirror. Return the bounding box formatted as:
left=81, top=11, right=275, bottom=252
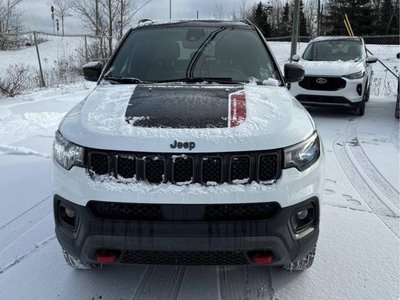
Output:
left=366, top=56, right=378, bottom=64
left=292, top=54, right=300, bottom=62
left=83, top=61, right=103, bottom=82
left=397, top=53, right=400, bottom=59
left=284, top=63, right=304, bottom=83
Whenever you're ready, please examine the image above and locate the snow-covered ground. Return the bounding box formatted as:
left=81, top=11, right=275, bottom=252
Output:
left=0, top=34, right=85, bottom=74
left=0, top=79, right=398, bottom=299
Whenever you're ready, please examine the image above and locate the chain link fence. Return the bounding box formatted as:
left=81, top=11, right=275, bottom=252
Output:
left=267, top=35, right=399, bottom=97
left=0, top=32, right=398, bottom=98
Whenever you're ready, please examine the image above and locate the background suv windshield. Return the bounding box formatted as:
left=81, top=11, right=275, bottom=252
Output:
left=302, top=40, right=364, bottom=61
left=107, top=25, right=280, bottom=83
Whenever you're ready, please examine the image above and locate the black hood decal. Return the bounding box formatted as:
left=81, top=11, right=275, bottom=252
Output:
left=125, top=86, right=241, bottom=128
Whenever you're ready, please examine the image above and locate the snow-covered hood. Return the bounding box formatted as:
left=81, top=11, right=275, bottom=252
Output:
left=59, top=83, right=315, bottom=152
left=299, top=59, right=365, bottom=77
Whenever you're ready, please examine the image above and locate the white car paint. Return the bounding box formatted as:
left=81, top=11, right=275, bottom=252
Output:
left=290, top=37, right=374, bottom=107
left=54, top=82, right=323, bottom=208
left=59, top=84, right=316, bottom=152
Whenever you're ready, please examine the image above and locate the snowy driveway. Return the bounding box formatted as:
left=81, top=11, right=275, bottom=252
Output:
left=0, top=85, right=399, bottom=300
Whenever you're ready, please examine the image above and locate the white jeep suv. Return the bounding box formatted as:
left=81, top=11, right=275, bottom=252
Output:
left=53, top=20, right=324, bottom=271
left=290, top=36, right=377, bottom=116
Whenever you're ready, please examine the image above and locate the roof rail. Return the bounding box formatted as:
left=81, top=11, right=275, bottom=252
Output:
left=138, top=19, right=151, bottom=24
left=241, top=19, right=257, bottom=30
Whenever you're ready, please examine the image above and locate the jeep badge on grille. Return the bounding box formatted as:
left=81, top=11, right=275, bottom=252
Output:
left=170, top=140, right=196, bottom=150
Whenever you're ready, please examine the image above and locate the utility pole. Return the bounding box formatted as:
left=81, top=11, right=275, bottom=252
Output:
left=51, top=6, right=55, bottom=35
left=290, top=0, right=300, bottom=61
left=197, top=10, right=199, bottom=19
left=320, top=4, right=324, bottom=35
left=61, top=15, right=64, bottom=36
left=169, top=0, right=171, bottom=19
left=95, top=0, right=99, bottom=36
left=56, top=19, right=60, bottom=35
left=317, top=0, right=320, bottom=36
left=108, top=0, right=112, bottom=55
left=120, top=0, right=124, bottom=38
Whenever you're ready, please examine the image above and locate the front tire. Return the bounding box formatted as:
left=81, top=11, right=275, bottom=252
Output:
left=62, top=249, right=97, bottom=270
left=283, top=246, right=316, bottom=272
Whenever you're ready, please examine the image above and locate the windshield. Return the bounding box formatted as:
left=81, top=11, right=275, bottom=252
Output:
left=105, top=25, right=281, bottom=83
left=302, top=40, right=364, bottom=61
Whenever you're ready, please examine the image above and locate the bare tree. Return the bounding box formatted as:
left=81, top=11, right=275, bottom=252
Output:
left=303, top=0, right=318, bottom=36
left=0, top=64, right=34, bottom=97
left=214, top=1, right=225, bottom=19
left=0, top=0, right=23, bottom=50
left=49, top=0, right=73, bottom=36
left=0, top=0, right=23, bottom=34
left=238, top=0, right=249, bottom=19
left=71, top=0, right=136, bottom=56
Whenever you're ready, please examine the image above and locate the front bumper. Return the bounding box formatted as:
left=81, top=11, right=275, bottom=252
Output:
left=55, top=196, right=319, bottom=266
left=290, top=77, right=365, bottom=106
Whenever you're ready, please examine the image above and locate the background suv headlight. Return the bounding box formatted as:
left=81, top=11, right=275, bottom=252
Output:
left=343, top=70, right=365, bottom=79
left=53, top=131, right=84, bottom=170
left=284, top=132, right=321, bottom=171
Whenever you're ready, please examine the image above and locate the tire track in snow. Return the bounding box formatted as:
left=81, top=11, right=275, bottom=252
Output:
left=131, top=266, right=186, bottom=300
left=333, top=119, right=399, bottom=238
left=0, top=235, right=55, bottom=274
left=347, top=132, right=399, bottom=210
left=0, top=196, right=54, bottom=274
left=217, top=266, right=274, bottom=299
left=0, top=195, right=51, bottom=233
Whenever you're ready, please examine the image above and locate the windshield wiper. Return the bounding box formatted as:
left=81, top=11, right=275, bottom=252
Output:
left=155, top=77, right=241, bottom=84
left=103, top=76, right=148, bottom=84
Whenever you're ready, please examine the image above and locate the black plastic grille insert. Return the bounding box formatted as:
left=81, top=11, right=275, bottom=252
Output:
left=87, top=201, right=280, bottom=221
left=299, top=76, right=346, bottom=91
left=86, top=150, right=281, bottom=185
left=120, top=250, right=249, bottom=265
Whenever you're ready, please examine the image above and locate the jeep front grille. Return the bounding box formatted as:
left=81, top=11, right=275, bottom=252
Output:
left=299, top=76, right=346, bottom=91
left=86, top=150, right=281, bottom=185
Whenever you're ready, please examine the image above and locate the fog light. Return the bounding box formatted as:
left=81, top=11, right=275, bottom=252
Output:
left=297, top=209, right=308, bottom=220
left=65, top=207, right=76, bottom=218
left=291, top=205, right=315, bottom=234
left=356, top=84, right=362, bottom=96
left=58, top=203, right=77, bottom=228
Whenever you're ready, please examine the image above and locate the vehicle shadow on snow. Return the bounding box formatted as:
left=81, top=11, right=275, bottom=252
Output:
left=304, top=106, right=355, bottom=119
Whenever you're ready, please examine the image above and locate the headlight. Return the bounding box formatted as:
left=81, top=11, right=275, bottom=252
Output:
left=343, top=70, right=365, bottom=79
left=53, top=131, right=84, bottom=170
left=284, top=132, right=321, bottom=171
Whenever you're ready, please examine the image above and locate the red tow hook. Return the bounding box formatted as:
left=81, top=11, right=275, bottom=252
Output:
left=96, top=249, right=119, bottom=264
left=249, top=251, right=274, bottom=264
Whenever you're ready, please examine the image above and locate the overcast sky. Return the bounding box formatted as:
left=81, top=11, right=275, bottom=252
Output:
left=19, top=0, right=262, bottom=34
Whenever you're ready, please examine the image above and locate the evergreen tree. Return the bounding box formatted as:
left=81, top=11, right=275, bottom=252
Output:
left=280, top=2, right=291, bottom=36
left=379, top=0, right=398, bottom=34
left=299, top=0, right=308, bottom=36
left=249, top=2, right=271, bottom=37
left=325, top=0, right=374, bottom=35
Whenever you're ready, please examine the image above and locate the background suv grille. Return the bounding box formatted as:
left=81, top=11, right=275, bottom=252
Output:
left=299, top=76, right=346, bottom=91
left=86, top=150, right=281, bottom=185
